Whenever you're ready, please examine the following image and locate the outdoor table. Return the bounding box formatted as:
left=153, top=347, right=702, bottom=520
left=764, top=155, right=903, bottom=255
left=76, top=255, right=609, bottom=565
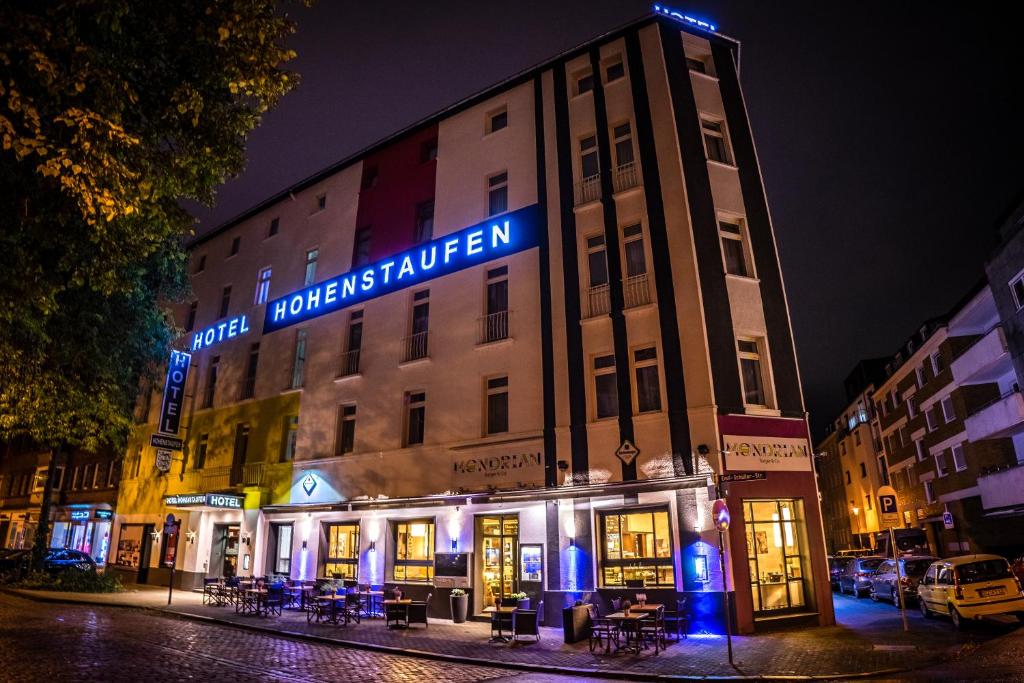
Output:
left=359, top=590, right=385, bottom=617
left=237, top=588, right=267, bottom=616
left=286, top=584, right=315, bottom=610
left=313, top=595, right=348, bottom=625
left=484, top=606, right=517, bottom=643
left=384, top=599, right=413, bottom=629
left=626, top=603, right=663, bottom=614
left=606, top=611, right=648, bottom=654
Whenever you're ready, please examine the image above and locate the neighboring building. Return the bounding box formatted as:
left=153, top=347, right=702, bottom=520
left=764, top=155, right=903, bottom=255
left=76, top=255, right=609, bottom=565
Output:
left=110, top=8, right=832, bottom=634
left=814, top=430, right=851, bottom=554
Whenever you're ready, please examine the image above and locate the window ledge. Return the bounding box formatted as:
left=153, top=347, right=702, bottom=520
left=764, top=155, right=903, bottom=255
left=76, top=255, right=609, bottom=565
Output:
left=632, top=411, right=665, bottom=424
left=482, top=128, right=507, bottom=140
left=398, top=357, right=431, bottom=368
left=475, top=337, right=514, bottom=349
left=743, top=406, right=782, bottom=417
left=612, top=184, right=643, bottom=199
left=689, top=70, right=720, bottom=83
left=725, top=274, right=761, bottom=285
left=333, top=373, right=362, bottom=383
left=624, top=302, right=657, bottom=315
left=707, top=159, right=738, bottom=172
left=281, top=387, right=304, bottom=395
left=573, top=199, right=602, bottom=213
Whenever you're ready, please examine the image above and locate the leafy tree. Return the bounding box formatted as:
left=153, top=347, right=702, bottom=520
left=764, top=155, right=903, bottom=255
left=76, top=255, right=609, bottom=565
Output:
left=0, top=0, right=300, bottom=566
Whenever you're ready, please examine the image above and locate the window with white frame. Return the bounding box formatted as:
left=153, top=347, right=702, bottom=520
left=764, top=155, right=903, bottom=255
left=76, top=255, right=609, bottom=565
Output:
left=951, top=443, right=967, bottom=471
left=290, top=330, right=307, bottom=389
left=304, top=248, right=319, bottom=286
left=934, top=450, right=949, bottom=477
left=254, top=267, right=272, bottom=305
left=485, top=376, right=509, bottom=435
left=718, top=218, right=751, bottom=277
left=633, top=347, right=662, bottom=413
left=487, top=171, right=508, bottom=216
left=906, top=395, right=917, bottom=418
left=925, top=406, right=938, bottom=432
left=737, top=338, right=769, bottom=407
left=580, top=135, right=599, bottom=179
left=940, top=396, right=955, bottom=423
left=405, top=391, right=426, bottom=446
left=612, top=122, right=634, bottom=167
left=930, top=351, right=944, bottom=376
left=586, top=234, right=609, bottom=287
left=700, top=117, right=732, bottom=164
left=915, top=365, right=926, bottom=388
left=594, top=354, right=618, bottom=419
left=914, top=438, right=925, bottom=462
left=622, top=224, right=647, bottom=278
left=924, top=479, right=936, bottom=504
left=1010, top=271, right=1024, bottom=310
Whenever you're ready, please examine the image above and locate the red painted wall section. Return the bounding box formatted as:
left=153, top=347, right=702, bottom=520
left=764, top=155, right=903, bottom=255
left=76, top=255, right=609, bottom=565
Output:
left=355, top=124, right=438, bottom=262
left=717, top=414, right=810, bottom=440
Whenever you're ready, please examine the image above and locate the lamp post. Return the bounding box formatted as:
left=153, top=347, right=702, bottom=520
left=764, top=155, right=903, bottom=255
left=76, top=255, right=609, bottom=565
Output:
left=851, top=505, right=862, bottom=548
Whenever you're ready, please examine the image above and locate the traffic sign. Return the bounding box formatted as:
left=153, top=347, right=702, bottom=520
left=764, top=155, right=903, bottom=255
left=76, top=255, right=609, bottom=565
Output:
left=151, top=434, right=183, bottom=451
left=712, top=498, right=730, bottom=530
left=155, top=449, right=172, bottom=473
left=942, top=510, right=955, bottom=529
left=615, top=440, right=640, bottom=466
left=877, top=485, right=900, bottom=528
left=720, top=472, right=766, bottom=483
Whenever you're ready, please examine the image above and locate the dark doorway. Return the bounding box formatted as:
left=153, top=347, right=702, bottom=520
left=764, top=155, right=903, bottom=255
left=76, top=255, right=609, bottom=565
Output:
left=209, top=524, right=240, bottom=578
left=137, top=524, right=154, bottom=584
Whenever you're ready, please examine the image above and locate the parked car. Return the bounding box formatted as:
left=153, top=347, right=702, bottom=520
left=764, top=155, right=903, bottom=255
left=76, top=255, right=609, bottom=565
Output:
left=0, top=549, right=31, bottom=578
left=918, top=555, right=1024, bottom=629
left=869, top=556, right=937, bottom=605
left=44, top=548, right=96, bottom=573
left=838, top=556, right=885, bottom=597
left=827, top=556, right=845, bottom=591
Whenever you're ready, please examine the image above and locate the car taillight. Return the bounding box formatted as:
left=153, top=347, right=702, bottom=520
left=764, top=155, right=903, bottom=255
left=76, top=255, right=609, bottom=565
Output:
left=954, top=583, right=963, bottom=600
left=900, top=576, right=910, bottom=585
left=856, top=572, right=869, bottom=578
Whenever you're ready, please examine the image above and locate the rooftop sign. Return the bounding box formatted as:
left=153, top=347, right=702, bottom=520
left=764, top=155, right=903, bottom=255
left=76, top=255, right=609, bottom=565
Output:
left=653, top=4, right=717, bottom=32
left=263, top=204, right=542, bottom=334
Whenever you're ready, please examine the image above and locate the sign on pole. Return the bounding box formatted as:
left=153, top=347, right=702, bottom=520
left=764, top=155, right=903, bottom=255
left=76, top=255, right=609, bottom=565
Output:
left=158, top=350, right=191, bottom=436
left=720, top=472, right=766, bottom=483
left=942, top=510, right=955, bottom=530
left=150, top=434, right=183, bottom=451
left=877, top=485, right=900, bottom=528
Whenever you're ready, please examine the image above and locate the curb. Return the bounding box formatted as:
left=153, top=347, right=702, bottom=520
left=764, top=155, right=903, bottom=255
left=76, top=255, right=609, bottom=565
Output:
left=0, top=588, right=931, bottom=681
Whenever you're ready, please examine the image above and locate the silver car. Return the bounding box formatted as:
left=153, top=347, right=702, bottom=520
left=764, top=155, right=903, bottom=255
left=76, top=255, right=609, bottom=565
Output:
left=869, top=556, right=937, bottom=605
left=839, top=556, right=885, bottom=597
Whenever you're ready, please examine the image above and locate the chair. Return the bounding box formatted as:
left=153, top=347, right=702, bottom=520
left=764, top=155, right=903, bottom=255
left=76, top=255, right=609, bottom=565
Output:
left=490, top=607, right=515, bottom=642
left=588, top=604, right=619, bottom=653
left=223, top=576, right=241, bottom=606
left=663, top=598, right=689, bottom=641
left=638, top=605, right=666, bottom=654
left=513, top=601, right=542, bottom=642
left=264, top=583, right=285, bottom=616
left=408, top=593, right=431, bottom=628
left=342, top=592, right=362, bottom=624
left=385, top=601, right=409, bottom=629
left=202, top=577, right=223, bottom=606
left=499, top=597, right=518, bottom=607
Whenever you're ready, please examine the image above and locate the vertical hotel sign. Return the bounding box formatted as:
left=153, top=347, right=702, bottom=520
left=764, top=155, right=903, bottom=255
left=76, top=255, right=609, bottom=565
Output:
left=159, top=350, right=191, bottom=436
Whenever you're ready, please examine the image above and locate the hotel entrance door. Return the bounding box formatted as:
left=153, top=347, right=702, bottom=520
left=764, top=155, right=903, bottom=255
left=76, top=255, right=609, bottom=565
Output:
left=209, top=524, right=240, bottom=578
left=479, top=514, right=518, bottom=609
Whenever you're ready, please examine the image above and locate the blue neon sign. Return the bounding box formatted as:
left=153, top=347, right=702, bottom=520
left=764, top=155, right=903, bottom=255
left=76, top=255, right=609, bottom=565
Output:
left=653, top=4, right=717, bottom=32
left=263, top=204, right=542, bottom=333
left=191, top=314, right=250, bottom=351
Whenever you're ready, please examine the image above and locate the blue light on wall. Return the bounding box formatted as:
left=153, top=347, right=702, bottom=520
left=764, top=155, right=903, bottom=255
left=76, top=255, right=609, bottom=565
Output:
left=262, top=204, right=543, bottom=334
left=653, top=4, right=717, bottom=32
left=190, top=314, right=250, bottom=351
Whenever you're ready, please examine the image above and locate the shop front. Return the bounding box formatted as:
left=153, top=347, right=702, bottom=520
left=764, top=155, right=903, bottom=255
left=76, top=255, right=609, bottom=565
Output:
left=50, top=505, right=114, bottom=566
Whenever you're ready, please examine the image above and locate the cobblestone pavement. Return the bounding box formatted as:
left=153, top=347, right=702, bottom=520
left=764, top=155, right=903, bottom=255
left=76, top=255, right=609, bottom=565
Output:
left=0, top=592, right=579, bottom=682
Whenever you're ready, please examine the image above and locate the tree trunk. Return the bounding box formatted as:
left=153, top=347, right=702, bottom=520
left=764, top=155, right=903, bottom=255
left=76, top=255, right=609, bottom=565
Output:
left=30, top=444, right=64, bottom=571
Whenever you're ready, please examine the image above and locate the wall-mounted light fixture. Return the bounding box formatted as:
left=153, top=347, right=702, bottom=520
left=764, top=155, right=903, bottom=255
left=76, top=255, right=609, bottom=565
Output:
left=150, top=529, right=161, bottom=542
left=451, top=539, right=458, bottom=552
left=185, top=530, right=197, bottom=544
left=368, top=540, right=376, bottom=552
left=301, top=539, right=308, bottom=550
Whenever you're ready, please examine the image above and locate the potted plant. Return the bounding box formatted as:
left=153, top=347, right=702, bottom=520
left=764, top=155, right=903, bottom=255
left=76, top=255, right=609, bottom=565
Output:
left=450, top=588, right=469, bottom=623
left=511, top=591, right=530, bottom=610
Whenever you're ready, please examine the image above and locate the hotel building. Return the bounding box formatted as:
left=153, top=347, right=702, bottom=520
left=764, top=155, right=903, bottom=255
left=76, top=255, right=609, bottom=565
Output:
left=110, top=8, right=833, bottom=633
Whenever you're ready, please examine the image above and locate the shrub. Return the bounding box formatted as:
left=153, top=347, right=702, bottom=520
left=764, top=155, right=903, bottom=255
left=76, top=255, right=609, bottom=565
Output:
left=450, top=588, right=466, bottom=597
left=16, top=570, right=123, bottom=593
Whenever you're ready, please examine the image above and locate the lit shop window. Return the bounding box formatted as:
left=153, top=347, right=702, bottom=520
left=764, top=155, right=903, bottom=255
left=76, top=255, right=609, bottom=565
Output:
left=324, top=523, right=360, bottom=580
left=272, top=523, right=292, bottom=575
left=600, top=508, right=674, bottom=587
left=700, top=117, right=732, bottom=165
left=393, top=519, right=434, bottom=582
left=744, top=499, right=808, bottom=613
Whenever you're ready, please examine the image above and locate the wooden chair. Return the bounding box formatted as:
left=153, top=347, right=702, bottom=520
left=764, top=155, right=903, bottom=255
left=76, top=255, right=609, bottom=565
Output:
left=638, top=605, right=666, bottom=654
left=663, top=597, right=689, bottom=641
left=385, top=602, right=409, bottom=629
left=587, top=604, right=619, bottom=653
left=408, top=593, right=431, bottom=628
left=342, top=592, right=362, bottom=624
left=513, top=601, right=542, bottom=642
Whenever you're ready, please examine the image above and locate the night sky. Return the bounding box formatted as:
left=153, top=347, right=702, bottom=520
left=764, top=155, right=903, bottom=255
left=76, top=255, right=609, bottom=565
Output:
left=189, top=1, right=1024, bottom=438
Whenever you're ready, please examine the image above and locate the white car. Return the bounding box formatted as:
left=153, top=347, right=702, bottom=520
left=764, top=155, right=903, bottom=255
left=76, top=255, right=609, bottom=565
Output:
left=917, top=554, right=1024, bottom=629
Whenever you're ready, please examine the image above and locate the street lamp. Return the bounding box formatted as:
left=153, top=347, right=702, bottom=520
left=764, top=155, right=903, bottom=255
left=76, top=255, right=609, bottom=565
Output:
left=851, top=505, right=863, bottom=548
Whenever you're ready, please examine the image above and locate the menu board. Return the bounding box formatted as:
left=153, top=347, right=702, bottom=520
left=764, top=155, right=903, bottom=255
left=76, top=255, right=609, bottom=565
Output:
left=520, top=544, right=543, bottom=583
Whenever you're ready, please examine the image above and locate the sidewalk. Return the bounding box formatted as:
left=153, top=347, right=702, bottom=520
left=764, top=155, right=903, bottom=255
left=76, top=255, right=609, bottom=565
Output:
left=1, top=585, right=1006, bottom=680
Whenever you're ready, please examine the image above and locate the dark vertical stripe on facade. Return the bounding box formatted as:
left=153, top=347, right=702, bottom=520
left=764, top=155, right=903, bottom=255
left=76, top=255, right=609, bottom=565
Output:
left=552, top=65, right=590, bottom=484
left=545, top=500, right=561, bottom=591
left=534, top=75, right=559, bottom=487
left=624, top=29, right=692, bottom=476
left=711, top=43, right=803, bottom=415
left=589, top=47, right=637, bottom=482
left=658, top=22, right=744, bottom=413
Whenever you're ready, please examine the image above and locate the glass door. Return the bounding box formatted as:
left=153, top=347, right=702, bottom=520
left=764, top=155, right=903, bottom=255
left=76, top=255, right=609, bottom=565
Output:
left=744, top=499, right=807, bottom=614
left=479, top=514, right=519, bottom=609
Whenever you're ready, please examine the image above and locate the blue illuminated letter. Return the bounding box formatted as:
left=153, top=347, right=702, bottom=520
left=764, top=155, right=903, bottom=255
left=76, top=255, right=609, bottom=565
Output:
left=466, top=230, right=483, bottom=256
left=420, top=246, right=436, bottom=271
left=398, top=256, right=414, bottom=279
left=361, top=269, right=374, bottom=291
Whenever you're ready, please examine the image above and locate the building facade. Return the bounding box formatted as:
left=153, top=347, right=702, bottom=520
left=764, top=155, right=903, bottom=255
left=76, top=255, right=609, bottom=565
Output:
left=110, top=9, right=832, bottom=633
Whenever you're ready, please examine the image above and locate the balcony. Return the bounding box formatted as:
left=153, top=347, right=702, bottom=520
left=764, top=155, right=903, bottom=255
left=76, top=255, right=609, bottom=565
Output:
left=622, top=273, right=651, bottom=308
left=585, top=284, right=610, bottom=318
left=978, top=463, right=1024, bottom=510
left=612, top=161, right=640, bottom=193
left=337, top=349, right=360, bottom=377
left=241, top=461, right=291, bottom=488
left=952, top=325, right=1011, bottom=385
left=574, top=174, right=601, bottom=206
left=964, top=390, right=1024, bottom=442
left=402, top=331, right=429, bottom=363
left=478, top=310, right=510, bottom=344
left=198, top=466, right=232, bottom=490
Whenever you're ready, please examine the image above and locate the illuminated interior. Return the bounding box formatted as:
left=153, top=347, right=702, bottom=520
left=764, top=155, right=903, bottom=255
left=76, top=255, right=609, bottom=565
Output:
left=324, top=522, right=359, bottom=579
left=394, top=519, right=434, bottom=582
left=600, top=507, right=674, bottom=587
left=744, top=499, right=808, bottom=613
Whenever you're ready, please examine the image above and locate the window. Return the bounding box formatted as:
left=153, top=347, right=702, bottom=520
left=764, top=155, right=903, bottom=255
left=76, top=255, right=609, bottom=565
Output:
left=229, top=236, right=240, bottom=257
left=605, top=59, right=625, bottom=82
left=487, top=107, right=508, bottom=134
left=845, top=470, right=851, bottom=485
left=915, top=365, right=925, bottom=388
left=576, top=71, right=594, bottom=95
left=488, top=171, right=508, bottom=216
left=701, top=117, right=732, bottom=164
left=231, top=423, right=250, bottom=483
left=280, top=416, right=298, bottom=462
left=219, top=285, right=231, bottom=318
left=254, top=267, right=272, bottom=305
left=315, top=193, right=327, bottom=212
left=914, top=439, right=925, bottom=462
left=324, top=523, right=360, bottom=579
left=612, top=122, right=634, bottom=167
left=898, top=425, right=908, bottom=447
left=906, top=396, right=917, bottom=418
left=414, top=200, right=434, bottom=243
left=859, top=462, right=867, bottom=478
left=340, top=310, right=363, bottom=376
left=290, top=330, right=307, bottom=389
left=622, top=224, right=647, bottom=278
left=1011, top=271, right=1024, bottom=310
left=335, top=405, right=356, bottom=455
left=361, top=165, right=378, bottom=190
left=241, top=343, right=259, bottom=400
left=304, top=248, right=319, bottom=286
left=406, top=289, right=430, bottom=361
left=924, top=480, right=936, bottom=504
left=940, top=396, right=955, bottom=423
left=744, top=499, right=808, bottom=612
left=925, top=407, right=938, bottom=432
left=854, top=430, right=861, bottom=445
left=272, top=524, right=292, bottom=575
left=878, top=455, right=890, bottom=486
left=106, top=461, right=116, bottom=487
left=580, top=135, right=599, bottom=179
left=865, top=494, right=872, bottom=511
left=930, top=351, right=944, bottom=376
left=951, top=443, right=967, bottom=472
left=483, top=265, right=510, bottom=342
left=587, top=234, right=609, bottom=287
left=353, top=226, right=372, bottom=268
left=268, top=217, right=279, bottom=237
left=718, top=218, right=750, bottom=277
left=194, top=434, right=208, bottom=470
left=405, top=391, right=426, bottom=446
left=420, top=138, right=438, bottom=163
left=202, top=356, right=219, bottom=408
left=393, top=519, right=434, bottom=582
left=594, top=354, right=618, bottom=419
left=738, top=338, right=768, bottom=407
left=686, top=56, right=707, bottom=73
left=599, top=508, right=673, bottom=587
left=194, top=254, right=206, bottom=274
left=185, top=301, right=198, bottom=332
left=934, top=450, right=948, bottom=477
left=485, top=376, right=509, bottom=435
left=634, top=347, right=662, bottom=413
